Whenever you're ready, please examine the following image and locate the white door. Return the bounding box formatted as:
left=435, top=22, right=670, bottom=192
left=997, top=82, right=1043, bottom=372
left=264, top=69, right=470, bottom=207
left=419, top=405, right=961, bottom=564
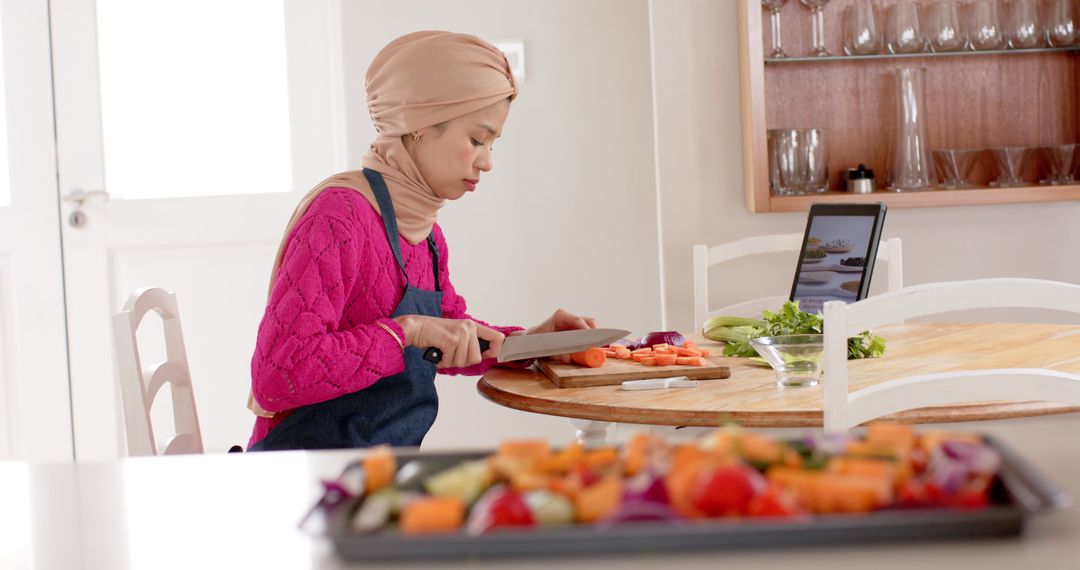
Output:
left=51, top=0, right=347, bottom=460
left=0, top=0, right=74, bottom=461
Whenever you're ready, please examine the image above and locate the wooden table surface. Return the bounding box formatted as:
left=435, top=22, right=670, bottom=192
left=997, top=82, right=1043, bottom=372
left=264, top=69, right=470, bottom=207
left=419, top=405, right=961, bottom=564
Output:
left=478, top=322, right=1080, bottom=427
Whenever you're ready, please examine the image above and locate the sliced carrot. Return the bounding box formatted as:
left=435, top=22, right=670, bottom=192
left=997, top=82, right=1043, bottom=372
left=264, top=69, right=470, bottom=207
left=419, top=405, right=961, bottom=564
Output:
left=400, top=497, right=466, bottom=535
left=698, top=348, right=711, bottom=357
left=615, top=349, right=632, bottom=360
left=570, top=347, right=606, bottom=368
left=602, top=349, right=619, bottom=358
left=651, top=343, right=671, bottom=351
left=675, top=347, right=702, bottom=357
left=684, top=340, right=698, bottom=349
left=653, top=347, right=676, bottom=355
left=497, top=439, right=551, bottom=463
left=363, top=445, right=396, bottom=494
left=640, top=357, right=658, bottom=366
left=630, top=347, right=654, bottom=355
left=631, top=353, right=650, bottom=363
left=573, top=477, right=623, bottom=523
left=654, top=354, right=677, bottom=366
left=675, top=356, right=694, bottom=366
left=609, top=343, right=628, bottom=351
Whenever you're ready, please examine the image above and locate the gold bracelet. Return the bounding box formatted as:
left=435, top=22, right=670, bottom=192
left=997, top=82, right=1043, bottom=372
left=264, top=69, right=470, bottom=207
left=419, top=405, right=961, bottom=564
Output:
left=376, top=321, right=405, bottom=351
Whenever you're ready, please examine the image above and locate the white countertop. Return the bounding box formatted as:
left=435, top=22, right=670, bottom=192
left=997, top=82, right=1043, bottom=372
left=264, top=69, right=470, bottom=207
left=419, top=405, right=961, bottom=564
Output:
left=2, top=415, right=1079, bottom=570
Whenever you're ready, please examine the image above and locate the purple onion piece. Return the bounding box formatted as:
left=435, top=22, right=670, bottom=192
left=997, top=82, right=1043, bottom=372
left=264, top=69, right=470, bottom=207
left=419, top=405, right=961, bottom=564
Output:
left=623, top=472, right=670, bottom=505
left=803, top=431, right=854, bottom=456
left=601, top=501, right=682, bottom=526
left=640, top=331, right=687, bottom=348
left=940, top=440, right=1001, bottom=475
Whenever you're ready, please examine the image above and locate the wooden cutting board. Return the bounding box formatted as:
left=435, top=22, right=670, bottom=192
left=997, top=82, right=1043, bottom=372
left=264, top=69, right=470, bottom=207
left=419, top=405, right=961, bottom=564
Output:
left=537, top=357, right=731, bottom=388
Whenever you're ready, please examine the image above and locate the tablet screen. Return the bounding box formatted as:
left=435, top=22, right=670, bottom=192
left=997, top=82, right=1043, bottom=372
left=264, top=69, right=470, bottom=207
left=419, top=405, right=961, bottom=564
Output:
left=789, top=204, right=886, bottom=314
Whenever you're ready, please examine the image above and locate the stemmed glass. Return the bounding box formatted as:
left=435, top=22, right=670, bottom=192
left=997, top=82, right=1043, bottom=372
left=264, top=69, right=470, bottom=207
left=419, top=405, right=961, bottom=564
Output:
left=1045, top=0, right=1077, bottom=47
left=800, top=0, right=832, bottom=57
left=763, top=0, right=790, bottom=59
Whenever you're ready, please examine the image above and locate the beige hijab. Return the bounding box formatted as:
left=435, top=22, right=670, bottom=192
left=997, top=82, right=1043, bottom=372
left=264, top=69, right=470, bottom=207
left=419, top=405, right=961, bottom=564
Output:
left=249, top=31, right=517, bottom=418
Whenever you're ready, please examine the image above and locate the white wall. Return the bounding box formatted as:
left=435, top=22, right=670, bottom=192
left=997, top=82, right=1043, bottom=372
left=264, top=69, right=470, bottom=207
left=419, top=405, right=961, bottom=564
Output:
left=650, top=0, right=1080, bottom=332
left=339, top=0, right=663, bottom=449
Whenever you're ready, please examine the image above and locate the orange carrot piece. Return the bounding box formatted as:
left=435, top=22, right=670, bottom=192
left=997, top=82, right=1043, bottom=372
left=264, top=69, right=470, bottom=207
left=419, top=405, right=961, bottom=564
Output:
left=609, top=343, right=628, bottom=351
left=640, top=357, right=658, bottom=366
left=363, top=445, right=396, bottom=494
left=602, top=349, right=619, bottom=358
left=691, top=357, right=707, bottom=366
left=654, top=354, right=677, bottom=366
left=654, top=347, right=676, bottom=355
left=615, top=349, right=632, bottom=360
left=698, top=348, right=711, bottom=357
left=400, top=497, right=466, bottom=535
left=631, top=353, right=650, bottom=363
left=570, top=347, right=606, bottom=368
left=684, top=340, right=698, bottom=349
left=675, top=347, right=703, bottom=357
left=675, top=356, right=694, bottom=366
left=630, top=347, right=654, bottom=355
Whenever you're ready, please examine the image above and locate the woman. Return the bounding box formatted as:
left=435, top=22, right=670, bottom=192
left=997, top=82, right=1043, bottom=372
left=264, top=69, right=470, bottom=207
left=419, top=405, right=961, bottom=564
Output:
left=246, top=31, right=597, bottom=451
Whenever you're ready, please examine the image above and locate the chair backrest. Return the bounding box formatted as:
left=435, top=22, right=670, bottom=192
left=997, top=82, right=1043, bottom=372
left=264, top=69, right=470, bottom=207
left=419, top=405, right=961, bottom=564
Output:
left=113, top=287, right=204, bottom=456
left=692, top=233, right=903, bottom=328
left=822, top=278, right=1080, bottom=432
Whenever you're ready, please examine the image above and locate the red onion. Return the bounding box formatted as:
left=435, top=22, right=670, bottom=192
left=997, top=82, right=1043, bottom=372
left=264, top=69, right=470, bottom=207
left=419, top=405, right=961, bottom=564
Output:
left=802, top=431, right=854, bottom=456
left=601, top=501, right=682, bottom=524
left=623, top=472, right=670, bottom=505
left=940, top=440, right=1001, bottom=475
left=640, top=331, right=687, bottom=347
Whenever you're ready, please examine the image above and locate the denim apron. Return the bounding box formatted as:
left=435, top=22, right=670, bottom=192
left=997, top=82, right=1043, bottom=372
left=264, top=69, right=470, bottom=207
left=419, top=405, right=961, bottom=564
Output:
left=250, top=168, right=442, bottom=451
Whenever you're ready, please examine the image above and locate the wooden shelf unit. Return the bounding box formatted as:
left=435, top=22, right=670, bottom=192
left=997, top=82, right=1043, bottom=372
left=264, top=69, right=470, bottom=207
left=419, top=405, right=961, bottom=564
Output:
left=738, top=0, right=1080, bottom=213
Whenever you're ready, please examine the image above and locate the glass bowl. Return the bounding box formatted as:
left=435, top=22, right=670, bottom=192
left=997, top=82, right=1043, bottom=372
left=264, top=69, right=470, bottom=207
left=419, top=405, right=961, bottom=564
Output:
left=749, top=334, right=824, bottom=387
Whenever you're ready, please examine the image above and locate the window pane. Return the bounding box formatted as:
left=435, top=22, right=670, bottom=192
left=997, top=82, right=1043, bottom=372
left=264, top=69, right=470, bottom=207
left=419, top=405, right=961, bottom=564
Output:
left=96, top=0, right=292, bottom=200
left=0, top=9, right=10, bottom=207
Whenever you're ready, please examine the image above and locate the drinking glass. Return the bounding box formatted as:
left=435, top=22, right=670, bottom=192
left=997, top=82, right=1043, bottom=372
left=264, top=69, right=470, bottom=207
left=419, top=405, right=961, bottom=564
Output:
left=1006, top=0, right=1042, bottom=48
left=1040, top=144, right=1078, bottom=184
left=1045, top=0, right=1077, bottom=47
left=800, top=0, right=833, bottom=56
left=932, top=148, right=980, bottom=188
left=989, top=146, right=1034, bottom=186
left=926, top=1, right=967, bottom=51
left=966, top=0, right=1006, bottom=50
left=770, top=129, right=805, bottom=195
left=763, top=0, right=790, bottom=59
left=886, top=2, right=926, bottom=54
left=843, top=1, right=882, bottom=55
left=800, top=128, right=829, bottom=192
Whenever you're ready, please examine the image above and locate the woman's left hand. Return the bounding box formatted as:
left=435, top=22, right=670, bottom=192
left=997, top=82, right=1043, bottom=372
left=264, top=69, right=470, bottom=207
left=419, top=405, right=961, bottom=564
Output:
left=519, top=308, right=598, bottom=335
left=513, top=309, right=598, bottom=362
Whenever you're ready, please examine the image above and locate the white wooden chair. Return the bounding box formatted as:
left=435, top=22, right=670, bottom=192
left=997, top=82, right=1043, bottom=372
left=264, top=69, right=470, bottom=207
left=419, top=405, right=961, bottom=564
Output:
left=822, top=278, right=1080, bottom=433
left=113, top=287, right=204, bottom=456
left=692, top=233, right=903, bottom=329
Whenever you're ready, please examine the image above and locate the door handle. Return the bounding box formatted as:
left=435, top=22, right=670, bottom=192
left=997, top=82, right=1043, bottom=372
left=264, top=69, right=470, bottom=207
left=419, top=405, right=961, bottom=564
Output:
left=63, top=189, right=110, bottom=228
left=63, top=189, right=110, bottom=207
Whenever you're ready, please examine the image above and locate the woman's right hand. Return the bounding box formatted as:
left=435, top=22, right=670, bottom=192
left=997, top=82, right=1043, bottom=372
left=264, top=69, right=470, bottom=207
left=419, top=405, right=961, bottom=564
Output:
left=392, top=315, right=505, bottom=368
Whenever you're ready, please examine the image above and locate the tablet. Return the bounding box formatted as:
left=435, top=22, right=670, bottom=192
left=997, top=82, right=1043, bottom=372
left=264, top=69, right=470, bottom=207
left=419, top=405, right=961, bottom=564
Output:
left=789, top=203, right=887, bottom=314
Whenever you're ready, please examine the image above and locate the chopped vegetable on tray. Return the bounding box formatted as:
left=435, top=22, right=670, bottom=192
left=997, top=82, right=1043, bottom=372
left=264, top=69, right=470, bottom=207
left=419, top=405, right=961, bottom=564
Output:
left=340, top=425, right=1002, bottom=536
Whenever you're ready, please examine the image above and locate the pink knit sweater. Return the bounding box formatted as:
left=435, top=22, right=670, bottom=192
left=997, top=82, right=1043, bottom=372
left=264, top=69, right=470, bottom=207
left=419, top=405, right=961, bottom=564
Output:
left=248, top=187, right=522, bottom=447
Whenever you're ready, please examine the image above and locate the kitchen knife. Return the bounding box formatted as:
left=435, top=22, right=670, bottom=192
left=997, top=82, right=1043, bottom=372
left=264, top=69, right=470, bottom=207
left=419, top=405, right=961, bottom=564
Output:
left=422, top=328, right=630, bottom=364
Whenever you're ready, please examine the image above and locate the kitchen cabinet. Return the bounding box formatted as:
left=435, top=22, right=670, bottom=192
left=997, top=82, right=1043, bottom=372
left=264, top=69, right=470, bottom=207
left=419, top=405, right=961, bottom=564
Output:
left=738, top=0, right=1080, bottom=212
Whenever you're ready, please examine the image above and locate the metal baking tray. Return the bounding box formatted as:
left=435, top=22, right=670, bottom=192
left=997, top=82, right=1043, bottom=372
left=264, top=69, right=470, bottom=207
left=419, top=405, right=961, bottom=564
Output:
left=321, top=436, right=1069, bottom=562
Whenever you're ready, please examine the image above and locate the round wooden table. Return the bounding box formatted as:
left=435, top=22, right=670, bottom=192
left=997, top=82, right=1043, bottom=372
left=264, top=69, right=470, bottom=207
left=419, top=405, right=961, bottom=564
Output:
left=478, top=322, right=1080, bottom=442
